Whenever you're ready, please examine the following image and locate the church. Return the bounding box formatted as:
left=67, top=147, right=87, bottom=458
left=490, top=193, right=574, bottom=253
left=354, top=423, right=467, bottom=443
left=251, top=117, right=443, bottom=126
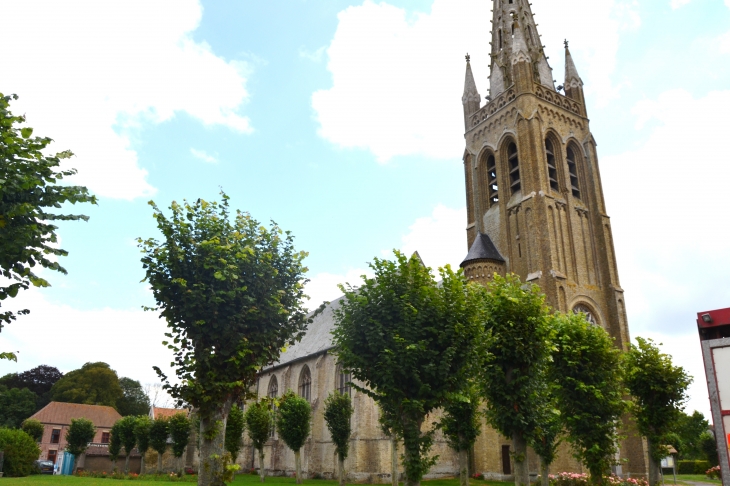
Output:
left=239, top=0, right=648, bottom=481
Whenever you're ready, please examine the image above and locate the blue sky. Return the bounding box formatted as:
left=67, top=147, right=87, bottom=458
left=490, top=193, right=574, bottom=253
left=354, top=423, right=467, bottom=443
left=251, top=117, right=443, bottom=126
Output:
left=2, top=0, right=730, bottom=417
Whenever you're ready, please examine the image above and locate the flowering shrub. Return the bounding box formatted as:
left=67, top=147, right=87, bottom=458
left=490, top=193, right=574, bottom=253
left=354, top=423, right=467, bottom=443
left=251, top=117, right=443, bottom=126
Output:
left=549, top=472, right=649, bottom=486
left=706, top=466, right=722, bottom=480
left=472, top=472, right=485, bottom=480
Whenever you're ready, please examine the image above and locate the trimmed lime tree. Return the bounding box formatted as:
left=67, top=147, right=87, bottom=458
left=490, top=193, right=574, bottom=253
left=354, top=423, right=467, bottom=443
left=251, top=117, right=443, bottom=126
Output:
left=149, top=417, right=170, bottom=473
left=225, top=404, right=245, bottom=464
left=20, top=419, right=44, bottom=442
left=624, top=337, right=692, bottom=486
left=276, top=391, right=312, bottom=484
left=324, top=391, right=354, bottom=486
left=0, top=93, right=96, bottom=330
left=477, top=274, right=552, bottom=486
left=550, top=312, right=626, bottom=485
left=139, top=193, right=312, bottom=486
left=116, top=415, right=138, bottom=473
left=442, top=385, right=482, bottom=486
left=244, top=399, right=275, bottom=483
left=332, top=251, right=484, bottom=486
left=65, top=418, right=95, bottom=474
left=169, top=412, right=192, bottom=475
left=134, top=416, right=152, bottom=473
left=109, top=422, right=122, bottom=471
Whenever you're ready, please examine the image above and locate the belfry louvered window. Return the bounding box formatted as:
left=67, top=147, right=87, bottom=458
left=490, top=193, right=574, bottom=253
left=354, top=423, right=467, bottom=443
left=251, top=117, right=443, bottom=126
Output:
left=545, top=139, right=559, bottom=191
left=566, top=146, right=581, bottom=199
left=508, top=143, right=521, bottom=194
left=487, top=155, right=499, bottom=205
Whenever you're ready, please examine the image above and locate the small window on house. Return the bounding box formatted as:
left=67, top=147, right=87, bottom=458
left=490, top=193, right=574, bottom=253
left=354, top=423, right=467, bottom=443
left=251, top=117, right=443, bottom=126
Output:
left=487, top=155, right=499, bottom=205
left=507, top=143, right=521, bottom=194
left=101, top=432, right=110, bottom=444
left=298, top=365, right=312, bottom=402
left=50, top=429, right=61, bottom=444
left=336, top=365, right=351, bottom=396
left=545, top=139, right=559, bottom=191
left=47, top=450, right=58, bottom=464
left=566, top=146, right=581, bottom=199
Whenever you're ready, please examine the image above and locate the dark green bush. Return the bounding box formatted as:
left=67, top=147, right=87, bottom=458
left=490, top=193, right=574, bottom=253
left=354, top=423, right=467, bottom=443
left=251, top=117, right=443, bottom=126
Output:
left=0, top=428, right=41, bottom=477
left=677, top=460, right=711, bottom=475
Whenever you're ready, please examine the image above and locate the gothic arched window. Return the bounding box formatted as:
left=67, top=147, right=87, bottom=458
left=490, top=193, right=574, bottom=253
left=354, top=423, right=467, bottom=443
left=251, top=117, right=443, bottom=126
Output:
left=487, top=155, right=499, bottom=205
left=507, top=142, right=521, bottom=195
left=567, top=145, right=581, bottom=199
left=336, top=364, right=351, bottom=396
left=545, top=139, right=559, bottom=192
left=573, top=304, right=598, bottom=327
left=298, top=365, right=312, bottom=402
left=268, top=375, right=278, bottom=398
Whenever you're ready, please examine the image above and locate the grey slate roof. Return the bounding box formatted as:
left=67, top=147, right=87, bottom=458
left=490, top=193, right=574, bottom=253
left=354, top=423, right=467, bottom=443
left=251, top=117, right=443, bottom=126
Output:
left=267, top=295, right=344, bottom=369
left=460, top=233, right=506, bottom=266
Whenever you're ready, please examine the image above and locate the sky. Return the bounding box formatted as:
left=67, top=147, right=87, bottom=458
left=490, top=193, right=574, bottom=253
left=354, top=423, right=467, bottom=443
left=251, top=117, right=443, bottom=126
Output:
left=1, top=0, right=729, bottom=419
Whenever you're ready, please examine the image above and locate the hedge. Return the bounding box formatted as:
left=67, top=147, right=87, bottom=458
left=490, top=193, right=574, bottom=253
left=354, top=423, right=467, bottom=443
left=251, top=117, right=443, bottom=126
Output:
left=0, top=428, right=41, bottom=477
left=677, top=460, right=711, bottom=475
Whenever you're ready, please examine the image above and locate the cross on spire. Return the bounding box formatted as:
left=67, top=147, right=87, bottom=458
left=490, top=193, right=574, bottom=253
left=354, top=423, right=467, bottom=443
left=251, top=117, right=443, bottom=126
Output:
left=564, top=39, right=569, bottom=49
left=465, top=53, right=471, bottom=63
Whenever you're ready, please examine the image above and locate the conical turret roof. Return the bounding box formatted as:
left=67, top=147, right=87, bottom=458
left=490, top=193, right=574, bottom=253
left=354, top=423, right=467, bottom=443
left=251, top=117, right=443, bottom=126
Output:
left=461, top=233, right=505, bottom=267
left=565, top=43, right=583, bottom=88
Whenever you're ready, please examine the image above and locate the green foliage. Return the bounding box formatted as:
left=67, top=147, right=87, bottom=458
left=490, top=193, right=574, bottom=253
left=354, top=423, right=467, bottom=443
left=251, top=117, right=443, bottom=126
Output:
left=324, top=391, right=353, bottom=462
left=168, top=412, right=192, bottom=459
left=109, top=422, right=122, bottom=463
left=225, top=404, right=245, bottom=462
left=442, top=386, right=481, bottom=453
left=0, top=365, right=63, bottom=411
left=0, top=384, right=37, bottom=428
left=677, top=460, right=711, bottom=475
left=0, top=428, right=41, bottom=477
left=244, top=399, right=275, bottom=451
left=332, top=251, right=483, bottom=485
left=50, top=362, right=123, bottom=408
left=549, top=312, right=626, bottom=484
left=0, top=92, right=96, bottom=328
left=671, top=411, right=710, bottom=460
left=276, top=390, right=311, bottom=452
left=0, top=351, right=17, bottom=361
left=118, top=378, right=151, bottom=417
left=624, top=337, right=692, bottom=464
left=700, top=431, right=719, bottom=466
left=139, top=194, right=312, bottom=420
left=135, top=415, right=153, bottom=456
left=477, top=274, right=552, bottom=446
left=117, top=416, right=139, bottom=458
left=149, top=417, right=170, bottom=456
left=65, top=418, right=96, bottom=458
left=20, top=419, right=44, bottom=442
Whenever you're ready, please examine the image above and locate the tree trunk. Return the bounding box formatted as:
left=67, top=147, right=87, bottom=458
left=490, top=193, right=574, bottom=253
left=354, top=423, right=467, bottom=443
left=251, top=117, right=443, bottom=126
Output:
left=540, top=457, right=550, bottom=486
left=179, top=456, right=184, bottom=476
left=199, top=397, right=233, bottom=486
left=125, top=453, right=131, bottom=474
left=141, top=455, right=146, bottom=475
left=647, top=438, right=660, bottom=486
left=512, top=431, right=530, bottom=486
left=157, top=451, right=163, bottom=474
left=295, top=449, right=302, bottom=484
left=459, top=448, right=469, bottom=486
left=259, top=448, right=266, bottom=483
left=391, top=436, right=399, bottom=486
left=112, top=458, right=117, bottom=472
left=339, top=455, right=346, bottom=486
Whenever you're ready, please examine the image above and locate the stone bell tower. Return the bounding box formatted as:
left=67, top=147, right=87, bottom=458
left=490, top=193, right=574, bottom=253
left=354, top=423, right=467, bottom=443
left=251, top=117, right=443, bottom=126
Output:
left=459, top=0, right=647, bottom=477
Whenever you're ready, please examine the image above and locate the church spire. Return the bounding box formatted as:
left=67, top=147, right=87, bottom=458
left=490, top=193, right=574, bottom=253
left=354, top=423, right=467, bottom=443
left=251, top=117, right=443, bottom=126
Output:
left=563, top=40, right=586, bottom=113
left=463, top=54, right=481, bottom=129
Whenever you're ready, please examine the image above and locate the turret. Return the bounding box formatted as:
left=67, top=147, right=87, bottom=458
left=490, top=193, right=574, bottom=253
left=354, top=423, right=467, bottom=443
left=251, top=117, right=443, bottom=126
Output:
left=462, top=54, right=481, bottom=129
left=460, top=233, right=506, bottom=286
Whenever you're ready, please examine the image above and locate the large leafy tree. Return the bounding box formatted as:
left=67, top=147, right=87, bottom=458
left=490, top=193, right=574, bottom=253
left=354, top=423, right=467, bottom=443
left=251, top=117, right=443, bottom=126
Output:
left=116, top=415, right=138, bottom=474
left=550, top=312, right=626, bottom=485
left=276, top=391, right=312, bottom=485
left=0, top=385, right=37, bottom=428
left=50, top=362, right=123, bottom=407
left=671, top=411, right=711, bottom=460
left=65, top=418, right=95, bottom=474
left=118, top=378, right=151, bottom=417
left=0, top=365, right=63, bottom=411
left=169, top=412, right=192, bottom=475
left=21, top=419, right=44, bottom=442
left=324, top=391, right=354, bottom=486
left=442, top=385, right=482, bottom=486
left=624, top=337, right=692, bottom=486
left=332, top=251, right=484, bottom=486
left=139, top=193, right=312, bottom=486
left=225, top=404, right=245, bottom=464
left=0, top=93, right=96, bottom=332
left=244, top=399, right=275, bottom=483
left=477, top=274, right=552, bottom=486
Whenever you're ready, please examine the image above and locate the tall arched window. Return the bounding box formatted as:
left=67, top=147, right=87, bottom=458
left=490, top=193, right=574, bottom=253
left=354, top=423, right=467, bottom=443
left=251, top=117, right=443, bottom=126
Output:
left=298, top=365, right=312, bottom=402
left=545, top=139, right=559, bottom=192
left=566, top=146, right=581, bottom=199
left=336, top=364, right=351, bottom=396
left=487, top=155, right=499, bottom=204
left=507, top=142, right=521, bottom=195
left=478, top=153, right=497, bottom=210
left=268, top=375, right=278, bottom=398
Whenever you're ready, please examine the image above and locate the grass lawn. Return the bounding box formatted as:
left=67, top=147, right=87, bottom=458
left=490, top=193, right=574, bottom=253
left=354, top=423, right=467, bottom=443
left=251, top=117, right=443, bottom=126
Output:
left=0, top=475, right=510, bottom=486
left=673, top=474, right=722, bottom=484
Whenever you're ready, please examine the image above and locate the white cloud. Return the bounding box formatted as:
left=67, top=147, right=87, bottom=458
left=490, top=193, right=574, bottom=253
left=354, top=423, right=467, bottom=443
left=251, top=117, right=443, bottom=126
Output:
left=190, top=148, right=218, bottom=164
left=2, top=0, right=252, bottom=200
left=720, top=32, right=730, bottom=53
left=313, top=0, right=637, bottom=162
left=399, top=205, right=467, bottom=270
left=304, top=268, right=373, bottom=311
left=299, top=46, right=327, bottom=62
left=670, top=0, right=693, bottom=9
